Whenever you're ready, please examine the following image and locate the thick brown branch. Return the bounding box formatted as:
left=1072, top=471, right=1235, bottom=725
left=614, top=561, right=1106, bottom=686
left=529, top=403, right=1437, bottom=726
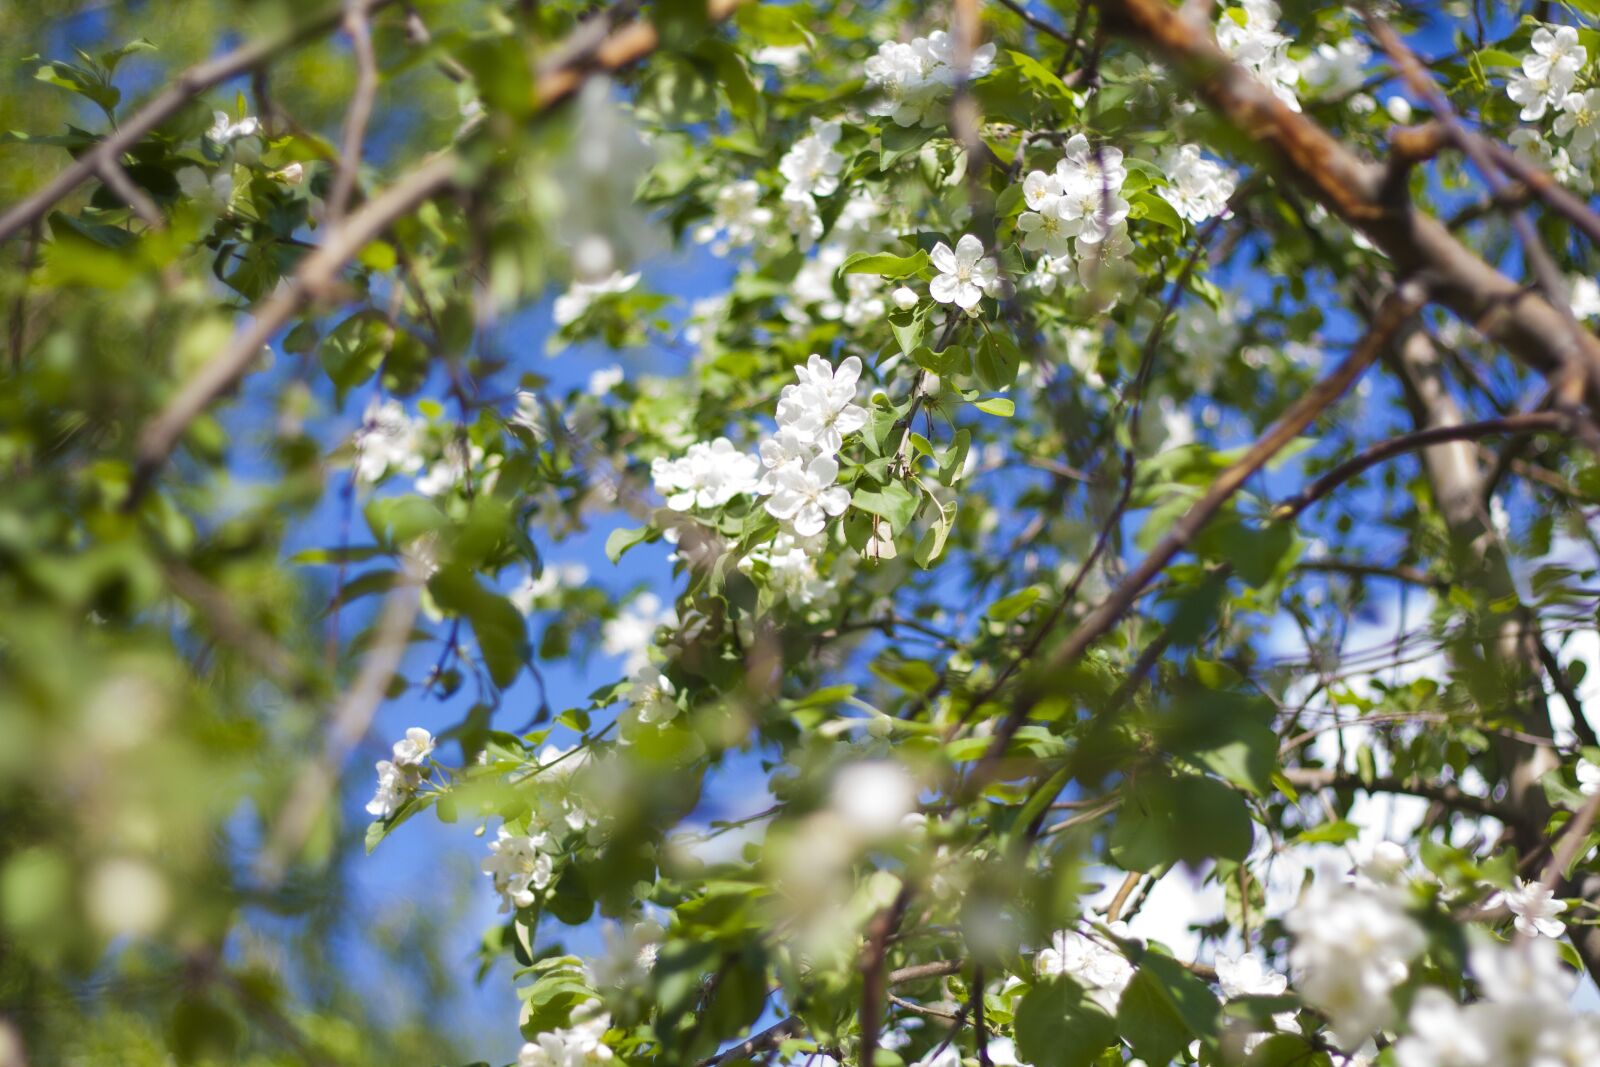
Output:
left=1097, top=0, right=1600, bottom=405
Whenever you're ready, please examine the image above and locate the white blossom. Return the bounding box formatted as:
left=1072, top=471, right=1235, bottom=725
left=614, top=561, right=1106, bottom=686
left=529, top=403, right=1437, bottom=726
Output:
left=864, top=30, right=996, bottom=127
left=553, top=270, right=640, bottom=327
left=1035, top=924, right=1135, bottom=1013
left=773, top=354, right=868, bottom=455
left=353, top=397, right=426, bottom=484
left=1500, top=877, right=1567, bottom=939
left=1394, top=989, right=1490, bottom=1067
left=1017, top=198, right=1075, bottom=256
left=829, top=760, right=917, bottom=838
left=1215, top=952, right=1288, bottom=998
left=1285, top=878, right=1425, bottom=1049
left=779, top=119, right=844, bottom=200
left=510, top=562, right=589, bottom=614
left=651, top=438, right=760, bottom=511
left=1298, top=37, right=1371, bottom=98
left=751, top=45, right=807, bottom=73
left=588, top=365, right=624, bottom=396
left=694, top=180, right=772, bottom=255
left=366, top=759, right=418, bottom=819
left=517, top=1011, right=613, bottom=1067
left=391, top=727, right=435, bottom=767
left=627, top=664, right=678, bottom=726
left=781, top=190, right=824, bottom=250
left=1160, top=144, right=1237, bottom=223
left=1555, top=89, right=1600, bottom=159
left=1577, top=756, right=1600, bottom=795
left=601, top=593, right=675, bottom=673
left=207, top=110, right=260, bottom=144
left=415, top=439, right=484, bottom=497
left=1525, top=25, right=1588, bottom=86
left=891, top=285, right=919, bottom=310
left=764, top=453, right=850, bottom=537
left=1216, top=0, right=1301, bottom=112
left=482, top=826, right=556, bottom=912
left=176, top=165, right=233, bottom=212
left=929, top=234, right=1001, bottom=310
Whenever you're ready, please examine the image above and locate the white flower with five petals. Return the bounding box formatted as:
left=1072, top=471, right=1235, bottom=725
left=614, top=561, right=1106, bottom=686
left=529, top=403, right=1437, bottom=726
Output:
left=929, top=234, right=1001, bottom=310
left=765, top=454, right=850, bottom=536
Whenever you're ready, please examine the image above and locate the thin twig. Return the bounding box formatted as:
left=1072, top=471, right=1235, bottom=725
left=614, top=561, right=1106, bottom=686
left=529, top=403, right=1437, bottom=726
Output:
left=328, top=0, right=382, bottom=226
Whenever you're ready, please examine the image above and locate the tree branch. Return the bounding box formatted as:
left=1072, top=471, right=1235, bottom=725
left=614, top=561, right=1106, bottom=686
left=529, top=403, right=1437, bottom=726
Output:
left=327, top=0, right=383, bottom=226
left=1096, top=0, right=1600, bottom=407
left=125, top=0, right=744, bottom=505
left=0, top=0, right=401, bottom=245
left=1274, top=412, right=1570, bottom=520
left=970, top=287, right=1422, bottom=789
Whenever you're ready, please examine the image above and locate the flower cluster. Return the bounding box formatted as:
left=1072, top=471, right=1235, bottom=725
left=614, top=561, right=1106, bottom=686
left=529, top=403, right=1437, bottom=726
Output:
left=553, top=270, right=640, bottom=327
left=366, top=727, right=436, bottom=819
left=1159, top=144, right=1237, bottom=223
left=1394, top=940, right=1599, bottom=1067
left=1013, top=134, right=1133, bottom=299
left=864, top=29, right=997, bottom=127
left=481, top=825, right=558, bottom=913
left=1507, top=26, right=1587, bottom=122
left=651, top=438, right=761, bottom=512
left=1215, top=953, right=1299, bottom=1051
left=352, top=397, right=426, bottom=484
left=1215, top=0, right=1300, bottom=112
left=1297, top=37, right=1371, bottom=99
left=1285, top=876, right=1425, bottom=1049
left=778, top=119, right=844, bottom=250
left=1035, top=922, right=1135, bottom=1013
left=757, top=355, right=864, bottom=537
left=694, top=179, right=772, bottom=256
left=516, top=1010, right=614, bottom=1067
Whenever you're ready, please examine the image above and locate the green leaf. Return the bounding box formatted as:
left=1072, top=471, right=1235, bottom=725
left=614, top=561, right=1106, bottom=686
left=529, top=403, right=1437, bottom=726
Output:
left=889, top=306, right=926, bottom=356
left=1130, top=190, right=1184, bottom=233
left=606, top=526, right=654, bottom=564
left=909, top=343, right=970, bottom=377
left=975, top=331, right=1021, bottom=390
left=973, top=396, right=1014, bottom=417
left=1110, top=771, right=1253, bottom=870
left=840, top=249, right=931, bottom=278
left=987, top=587, right=1041, bottom=621
left=881, top=123, right=936, bottom=170
left=1015, top=978, right=1118, bottom=1067
left=852, top=481, right=918, bottom=531
left=1157, top=688, right=1278, bottom=795
left=428, top=568, right=528, bottom=688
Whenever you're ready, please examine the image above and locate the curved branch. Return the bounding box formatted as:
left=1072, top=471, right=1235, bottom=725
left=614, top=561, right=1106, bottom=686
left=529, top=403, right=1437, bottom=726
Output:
left=1273, top=412, right=1570, bottom=519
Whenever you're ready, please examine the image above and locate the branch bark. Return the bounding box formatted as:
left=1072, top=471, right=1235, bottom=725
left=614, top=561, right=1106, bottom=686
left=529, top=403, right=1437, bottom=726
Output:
left=1097, top=0, right=1600, bottom=405
left=0, top=0, right=401, bottom=244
